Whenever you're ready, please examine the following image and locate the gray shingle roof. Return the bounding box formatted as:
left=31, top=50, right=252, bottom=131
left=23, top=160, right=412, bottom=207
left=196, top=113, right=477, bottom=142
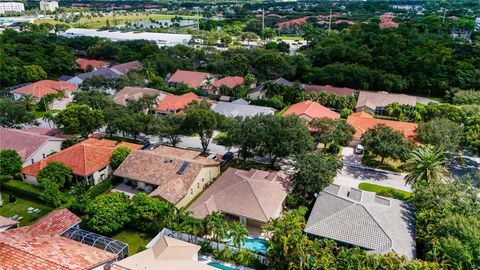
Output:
left=305, top=184, right=416, bottom=259
left=77, top=68, right=121, bottom=80
left=211, top=101, right=276, bottom=118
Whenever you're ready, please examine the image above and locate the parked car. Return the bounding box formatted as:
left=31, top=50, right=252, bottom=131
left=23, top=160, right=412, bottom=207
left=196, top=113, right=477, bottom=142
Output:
left=220, top=151, right=234, bottom=165
left=355, top=144, right=364, bottom=155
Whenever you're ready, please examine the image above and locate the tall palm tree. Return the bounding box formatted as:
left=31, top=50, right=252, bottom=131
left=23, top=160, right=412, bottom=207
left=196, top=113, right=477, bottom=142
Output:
left=204, top=211, right=229, bottom=250
left=21, top=94, right=37, bottom=111
left=404, top=145, right=452, bottom=188
left=42, top=112, right=54, bottom=128
left=229, top=221, right=248, bottom=249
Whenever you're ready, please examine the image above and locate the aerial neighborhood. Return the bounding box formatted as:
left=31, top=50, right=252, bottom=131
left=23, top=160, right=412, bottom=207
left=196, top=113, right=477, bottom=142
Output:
left=0, top=1, right=479, bottom=270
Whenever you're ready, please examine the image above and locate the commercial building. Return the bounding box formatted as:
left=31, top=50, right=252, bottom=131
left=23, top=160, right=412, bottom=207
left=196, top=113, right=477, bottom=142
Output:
left=39, top=0, right=59, bottom=12
left=0, top=2, right=25, bottom=14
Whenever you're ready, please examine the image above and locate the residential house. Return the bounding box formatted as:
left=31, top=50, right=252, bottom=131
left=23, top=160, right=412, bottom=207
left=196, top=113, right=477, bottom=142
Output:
left=167, top=70, right=212, bottom=89
left=67, top=68, right=122, bottom=86
left=305, top=184, right=416, bottom=259
left=0, top=127, right=65, bottom=167
left=303, top=84, right=357, bottom=96
left=113, top=87, right=170, bottom=113
left=21, top=138, right=142, bottom=185
left=211, top=99, right=276, bottom=118
left=379, top=13, right=399, bottom=29
left=111, top=235, right=214, bottom=270
left=188, top=168, right=288, bottom=233
left=356, top=91, right=417, bottom=115
left=76, top=58, right=110, bottom=72
left=248, top=77, right=297, bottom=99
left=154, top=92, right=201, bottom=115
left=114, top=146, right=220, bottom=207
left=0, top=209, right=118, bottom=270
left=346, top=112, right=418, bottom=146
left=10, top=80, right=78, bottom=100
left=110, top=60, right=143, bottom=75
left=210, top=76, right=245, bottom=95
left=0, top=216, right=18, bottom=232
left=283, top=100, right=340, bottom=122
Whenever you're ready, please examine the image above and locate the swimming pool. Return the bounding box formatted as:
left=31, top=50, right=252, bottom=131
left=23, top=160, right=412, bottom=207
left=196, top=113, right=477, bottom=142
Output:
left=208, top=262, right=237, bottom=270
left=227, top=237, right=268, bottom=253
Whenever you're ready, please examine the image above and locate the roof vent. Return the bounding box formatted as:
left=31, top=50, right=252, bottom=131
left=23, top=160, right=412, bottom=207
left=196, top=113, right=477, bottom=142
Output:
left=177, top=161, right=190, bottom=175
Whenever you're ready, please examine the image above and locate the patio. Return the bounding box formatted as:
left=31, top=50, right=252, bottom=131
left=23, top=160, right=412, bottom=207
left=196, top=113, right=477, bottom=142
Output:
left=111, top=183, right=142, bottom=198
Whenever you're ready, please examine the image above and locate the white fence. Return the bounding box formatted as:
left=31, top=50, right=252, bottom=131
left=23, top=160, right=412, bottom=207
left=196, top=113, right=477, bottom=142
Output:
left=148, top=228, right=269, bottom=266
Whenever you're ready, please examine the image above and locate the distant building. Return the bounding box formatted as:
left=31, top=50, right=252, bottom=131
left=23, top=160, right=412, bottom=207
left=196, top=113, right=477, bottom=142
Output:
left=154, top=92, right=201, bottom=115
left=303, top=84, right=357, bottom=96
left=62, top=28, right=192, bottom=47
left=67, top=60, right=143, bottom=86
left=210, top=76, right=245, bottom=95
left=0, top=2, right=24, bottom=14
left=355, top=91, right=417, bottom=115
left=248, top=77, right=297, bottom=100
left=10, top=80, right=78, bottom=100
left=283, top=100, right=340, bottom=122
left=39, top=0, right=59, bottom=12
left=75, top=58, right=110, bottom=72
left=167, top=70, right=212, bottom=89
left=211, top=99, right=276, bottom=118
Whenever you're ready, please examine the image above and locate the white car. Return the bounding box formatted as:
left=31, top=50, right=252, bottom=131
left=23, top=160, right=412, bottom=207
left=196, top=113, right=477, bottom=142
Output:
left=355, top=144, right=364, bottom=155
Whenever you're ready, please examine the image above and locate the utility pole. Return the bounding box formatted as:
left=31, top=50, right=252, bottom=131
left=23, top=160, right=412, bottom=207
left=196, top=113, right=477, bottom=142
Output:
left=328, top=9, right=332, bottom=35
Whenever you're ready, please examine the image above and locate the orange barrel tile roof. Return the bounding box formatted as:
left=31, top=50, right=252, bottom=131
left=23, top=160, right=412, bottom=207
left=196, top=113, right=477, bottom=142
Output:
left=10, top=80, right=78, bottom=99
left=154, top=92, right=201, bottom=112
left=167, top=70, right=211, bottom=89
left=346, top=112, right=417, bottom=140
left=212, top=76, right=244, bottom=89
left=75, top=58, right=110, bottom=71
left=283, top=100, right=340, bottom=120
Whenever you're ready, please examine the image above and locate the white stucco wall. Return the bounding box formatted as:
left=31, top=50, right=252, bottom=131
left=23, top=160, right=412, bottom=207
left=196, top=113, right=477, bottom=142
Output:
left=176, top=165, right=220, bottom=207
left=22, top=140, right=64, bottom=168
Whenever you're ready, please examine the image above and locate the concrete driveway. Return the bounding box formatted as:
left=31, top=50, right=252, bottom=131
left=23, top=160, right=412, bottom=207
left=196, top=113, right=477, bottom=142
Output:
left=334, top=165, right=412, bottom=192
left=340, top=146, right=363, bottom=166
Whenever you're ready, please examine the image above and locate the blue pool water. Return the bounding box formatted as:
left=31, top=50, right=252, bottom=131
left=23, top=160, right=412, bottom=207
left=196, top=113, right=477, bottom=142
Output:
left=208, top=262, right=237, bottom=270
left=227, top=237, right=268, bottom=253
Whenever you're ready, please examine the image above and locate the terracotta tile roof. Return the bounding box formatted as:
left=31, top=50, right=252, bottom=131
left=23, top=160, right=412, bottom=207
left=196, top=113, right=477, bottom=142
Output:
left=379, top=13, right=399, bottom=29
left=188, top=168, right=288, bottom=223
left=110, top=60, right=143, bottom=75
left=10, top=80, right=78, bottom=99
left=356, top=91, right=417, bottom=111
left=283, top=100, right=340, bottom=121
left=212, top=76, right=244, bottom=89
left=0, top=216, right=18, bottom=228
left=0, top=209, right=117, bottom=270
left=75, top=58, right=110, bottom=71
left=22, top=138, right=142, bottom=177
left=26, top=209, right=80, bottom=236
left=113, top=87, right=165, bottom=106
left=346, top=112, right=418, bottom=140
left=114, top=146, right=219, bottom=204
left=277, top=17, right=309, bottom=27
left=154, top=92, right=201, bottom=112
left=0, top=127, right=65, bottom=162
left=168, top=70, right=211, bottom=88
left=304, top=84, right=357, bottom=96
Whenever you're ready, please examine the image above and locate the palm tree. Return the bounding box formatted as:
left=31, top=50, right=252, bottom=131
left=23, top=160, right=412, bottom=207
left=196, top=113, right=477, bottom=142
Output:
left=404, top=145, right=452, bottom=188
left=229, top=221, right=248, bottom=249
left=21, top=94, right=37, bottom=111
left=204, top=211, right=229, bottom=250
left=42, top=112, right=54, bottom=128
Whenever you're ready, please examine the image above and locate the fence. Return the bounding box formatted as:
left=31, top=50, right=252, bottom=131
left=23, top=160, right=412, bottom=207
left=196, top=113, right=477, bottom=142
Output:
left=148, top=228, right=269, bottom=266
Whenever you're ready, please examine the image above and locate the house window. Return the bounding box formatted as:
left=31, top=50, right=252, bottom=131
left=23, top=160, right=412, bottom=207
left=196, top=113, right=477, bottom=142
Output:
left=31, top=159, right=34, bottom=164
left=42, top=154, right=45, bottom=159
left=190, top=188, right=193, bottom=195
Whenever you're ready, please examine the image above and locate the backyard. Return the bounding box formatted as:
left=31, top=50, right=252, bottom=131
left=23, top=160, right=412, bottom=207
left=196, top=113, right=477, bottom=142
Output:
left=111, top=229, right=155, bottom=255
left=0, top=191, right=53, bottom=226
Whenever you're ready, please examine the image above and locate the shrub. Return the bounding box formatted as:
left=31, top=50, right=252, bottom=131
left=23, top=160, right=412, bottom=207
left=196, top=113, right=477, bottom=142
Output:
left=340, top=108, right=353, bottom=118
left=70, top=176, right=121, bottom=214
left=199, top=240, right=213, bottom=254
left=235, top=249, right=261, bottom=268
left=2, top=180, right=44, bottom=201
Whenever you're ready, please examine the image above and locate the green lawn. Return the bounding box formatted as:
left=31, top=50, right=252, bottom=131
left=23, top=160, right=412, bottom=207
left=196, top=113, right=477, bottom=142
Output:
left=358, top=183, right=413, bottom=201
left=111, top=229, right=155, bottom=255
left=276, top=35, right=305, bottom=41
left=32, top=109, right=60, bottom=119
left=0, top=191, right=54, bottom=226
left=362, top=152, right=405, bottom=173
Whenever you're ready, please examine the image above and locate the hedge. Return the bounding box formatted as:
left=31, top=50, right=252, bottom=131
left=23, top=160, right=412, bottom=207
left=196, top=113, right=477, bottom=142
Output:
left=86, top=176, right=122, bottom=199
left=2, top=180, right=43, bottom=201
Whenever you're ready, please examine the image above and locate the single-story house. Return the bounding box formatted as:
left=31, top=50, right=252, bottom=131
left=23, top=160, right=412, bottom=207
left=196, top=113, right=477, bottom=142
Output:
left=110, top=60, right=143, bottom=75
left=167, top=70, right=212, bottom=89
left=21, top=138, right=142, bottom=185
left=356, top=91, right=417, bottom=115
left=114, top=146, right=220, bottom=207
left=188, top=168, right=288, bottom=231
left=67, top=60, right=143, bottom=86
left=211, top=100, right=276, bottom=118
left=0, top=127, right=66, bottom=167
left=154, top=92, right=201, bottom=115
left=303, top=84, right=357, bottom=96
left=111, top=235, right=214, bottom=270
left=75, top=58, right=110, bottom=72
left=10, top=80, right=78, bottom=100
left=248, top=77, right=297, bottom=100
left=346, top=112, right=417, bottom=145
left=283, top=100, right=340, bottom=122
left=0, top=216, right=18, bottom=232
left=209, top=76, right=245, bottom=94
left=113, top=86, right=169, bottom=107
left=0, top=209, right=118, bottom=270
left=305, top=184, right=416, bottom=259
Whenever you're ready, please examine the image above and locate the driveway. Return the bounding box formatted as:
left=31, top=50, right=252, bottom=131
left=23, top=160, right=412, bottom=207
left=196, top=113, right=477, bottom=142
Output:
left=340, top=146, right=362, bottom=166
left=334, top=165, right=412, bottom=192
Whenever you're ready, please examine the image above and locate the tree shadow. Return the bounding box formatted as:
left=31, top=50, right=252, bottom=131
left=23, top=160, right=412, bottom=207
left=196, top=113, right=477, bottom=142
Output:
left=343, top=165, right=389, bottom=181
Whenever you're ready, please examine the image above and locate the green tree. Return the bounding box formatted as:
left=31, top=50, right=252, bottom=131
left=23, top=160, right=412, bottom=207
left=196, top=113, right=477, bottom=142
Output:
left=150, top=114, right=186, bottom=147
left=73, top=90, right=114, bottom=110
left=404, top=145, right=451, bottom=189
left=464, top=116, right=480, bottom=155
left=292, top=152, right=342, bottom=206
left=20, top=94, right=37, bottom=111
left=85, top=192, right=130, bottom=234
left=416, top=118, right=464, bottom=153
left=37, top=162, right=73, bottom=206
left=183, top=107, right=218, bottom=153
left=0, top=98, right=35, bottom=128
left=229, top=221, right=248, bottom=249
left=54, top=104, right=104, bottom=136
left=129, top=193, right=172, bottom=233
left=22, top=65, right=47, bottom=82
left=0, top=150, right=22, bottom=176
left=204, top=211, right=229, bottom=250
left=361, top=124, right=413, bottom=163
left=110, top=146, right=132, bottom=169
left=310, top=118, right=355, bottom=146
